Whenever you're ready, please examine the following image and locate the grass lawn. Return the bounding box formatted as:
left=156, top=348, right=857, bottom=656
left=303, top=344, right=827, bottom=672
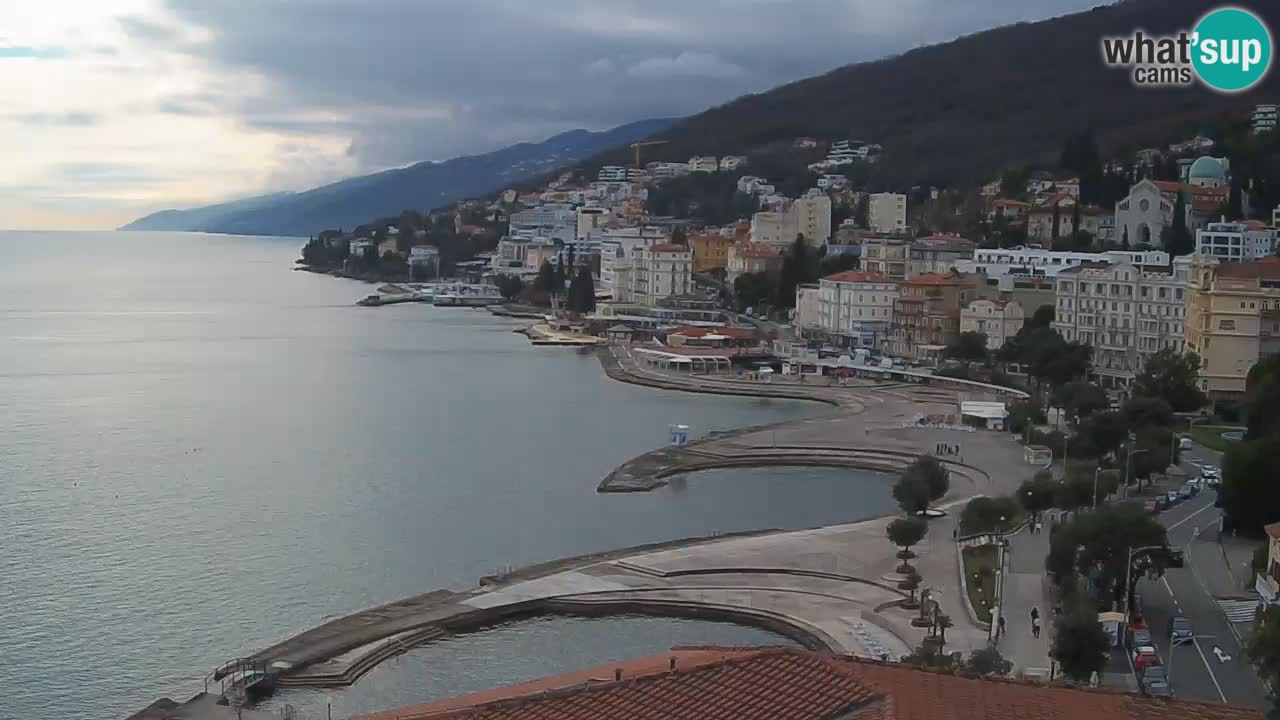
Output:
left=1187, top=425, right=1243, bottom=453
left=961, top=545, right=998, bottom=624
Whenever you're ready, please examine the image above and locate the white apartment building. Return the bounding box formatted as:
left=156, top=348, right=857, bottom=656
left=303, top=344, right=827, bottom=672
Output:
left=751, top=211, right=787, bottom=246
left=1196, top=220, right=1277, bottom=261
left=817, top=174, right=849, bottom=191
left=630, top=243, right=692, bottom=305
left=576, top=206, right=610, bottom=241
left=749, top=195, right=833, bottom=247
left=813, top=271, right=898, bottom=348
left=1254, top=104, right=1278, bottom=134
left=737, top=176, right=765, bottom=195
left=868, top=193, right=907, bottom=234
left=651, top=162, right=691, bottom=179
left=720, top=156, right=747, bottom=171
left=960, top=299, right=1025, bottom=350
left=954, top=247, right=1171, bottom=281
left=860, top=235, right=910, bottom=281
left=598, top=166, right=629, bottom=182
left=1052, top=259, right=1192, bottom=387
left=599, top=226, right=668, bottom=298
left=794, top=284, right=822, bottom=332
left=791, top=195, right=832, bottom=245
left=510, top=204, right=576, bottom=244
left=494, top=238, right=530, bottom=271
left=688, top=156, right=719, bottom=173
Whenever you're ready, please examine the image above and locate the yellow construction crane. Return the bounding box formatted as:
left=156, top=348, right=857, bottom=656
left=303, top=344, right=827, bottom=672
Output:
left=629, top=140, right=669, bottom=169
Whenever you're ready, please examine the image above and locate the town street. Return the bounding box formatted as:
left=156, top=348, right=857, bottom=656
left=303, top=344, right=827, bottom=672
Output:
left=1127, top=441, right=1269, bottom=706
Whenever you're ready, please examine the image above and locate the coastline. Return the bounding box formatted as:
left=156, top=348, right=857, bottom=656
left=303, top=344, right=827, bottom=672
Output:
left=181, top=342, right=1030, bottom=711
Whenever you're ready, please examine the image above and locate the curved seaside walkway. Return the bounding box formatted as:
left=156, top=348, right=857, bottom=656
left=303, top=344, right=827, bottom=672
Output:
left=207, top=343, right=1033, bottom=697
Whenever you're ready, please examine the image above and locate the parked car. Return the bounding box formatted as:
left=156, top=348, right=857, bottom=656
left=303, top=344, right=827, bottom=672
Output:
left=1144, top=499, right=1160, bottom=514
left=1180, top=437, right=1194, bottom=451
left=1132, top=645, right=1161, bottom=671
left=1166, top=490, right=1181, bottom=505
left=1153, top=496, right=1170, bottom=512
left=1165, top=548, right=1185, bottom=568
left=1126, top=625, right=1152, bottom=650
left=1178, top=483, right=1196, bottom=500
left=1144, top=679, right=1173, bottom=697
left=1201, top=465, right=1220, bottom=479
left=1169, top=616, right=1193, bottom=642
left=1141, top=664, right=1169, bottom=691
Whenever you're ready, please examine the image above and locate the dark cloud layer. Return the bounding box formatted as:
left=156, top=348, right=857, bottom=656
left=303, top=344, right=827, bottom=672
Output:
left=127, top=0, right=1101, bottom=179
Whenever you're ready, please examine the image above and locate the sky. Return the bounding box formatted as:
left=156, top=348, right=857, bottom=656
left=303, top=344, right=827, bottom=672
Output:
left=0, top=0, right=1104, bottom=230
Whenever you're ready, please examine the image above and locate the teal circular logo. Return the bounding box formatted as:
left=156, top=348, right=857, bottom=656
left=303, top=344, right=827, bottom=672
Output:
left=1192, top=7, right=1272, bottom=93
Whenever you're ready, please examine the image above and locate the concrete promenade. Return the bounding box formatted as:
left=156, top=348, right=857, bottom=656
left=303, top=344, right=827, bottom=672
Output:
left=995, top=526, right=1054, bottom=677
left=200, top=343, right=1037, bottom=705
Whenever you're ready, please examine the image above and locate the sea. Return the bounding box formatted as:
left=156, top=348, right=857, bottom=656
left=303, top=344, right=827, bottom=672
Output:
left=0, top=231, right=894, bottom=719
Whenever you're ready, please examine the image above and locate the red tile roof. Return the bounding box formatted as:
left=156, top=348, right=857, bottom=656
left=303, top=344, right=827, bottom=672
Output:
left=358, top=647, right=1263, bottom=720
left=1214, top=261, right=1280, bottom=282
left=1153, top=180, right=1184, bottom=194
left=824, top=271, right=889, bottom=283
left=993, top=198, right=1030, bottom=208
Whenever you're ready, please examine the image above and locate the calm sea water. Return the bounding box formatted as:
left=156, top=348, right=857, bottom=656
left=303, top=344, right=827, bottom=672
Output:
left=0, top=232, right=892, bottom=719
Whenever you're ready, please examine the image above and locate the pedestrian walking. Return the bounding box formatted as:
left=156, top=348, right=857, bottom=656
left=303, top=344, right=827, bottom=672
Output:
left=1035, top=520, right=1043, bottom=535
left=1032, top=619, right=1041, bottom=639
left=1030, top=607, right=1039, bottom=629
left=997, top=615, right=1007, bottom=641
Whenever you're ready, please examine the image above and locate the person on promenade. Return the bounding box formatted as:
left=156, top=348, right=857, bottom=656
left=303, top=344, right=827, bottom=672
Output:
left=1030, top=606, right=1040, bottom=632
left=1033, top=618, right=1041, bottom=639
left=997, top=615, right=1006, bottom=640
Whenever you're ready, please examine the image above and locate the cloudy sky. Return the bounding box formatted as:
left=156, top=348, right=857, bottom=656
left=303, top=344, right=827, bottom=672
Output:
left=1, top=0, right=1102, bottom=230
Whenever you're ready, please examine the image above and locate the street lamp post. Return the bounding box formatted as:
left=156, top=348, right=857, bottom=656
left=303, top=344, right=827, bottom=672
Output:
left=1093, top=467, right=1101, bottom=509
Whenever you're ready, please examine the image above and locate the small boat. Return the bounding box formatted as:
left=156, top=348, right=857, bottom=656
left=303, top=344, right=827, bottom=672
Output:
left=357, top=294, right=383, bottom=306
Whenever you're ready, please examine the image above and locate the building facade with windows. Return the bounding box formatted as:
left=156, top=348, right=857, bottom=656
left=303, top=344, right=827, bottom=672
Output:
left=726, top=243, right=782, bottom=284
left=888, top=273, right=979, bottom=361
left=861, top=234, right=910, bottom=281
left=1184, top=258, right=1280, bottom=396
left=629, top=243, right=692, bottom=306
left=908, top=235, right=976, bottom=276
left=599, top=226, right=668, bottom=299
left=1052, top=259, right=1191, bottom=387
left=812, top=271, right=898, bottom=348
left=954, top=247, right=1170, bottom=281
left=1195, top=220, right=1277, bottom=261
left=868, top=193, right=907, bottom=234
left=690, top=232, right=734, bottom=272
left=960, top=299, right=1025, bottom=350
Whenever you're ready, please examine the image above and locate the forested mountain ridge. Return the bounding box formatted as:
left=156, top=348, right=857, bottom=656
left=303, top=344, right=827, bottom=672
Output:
left=121, top=118, right=677, bottom=237
left=582, top=0, right=1280, bottom=188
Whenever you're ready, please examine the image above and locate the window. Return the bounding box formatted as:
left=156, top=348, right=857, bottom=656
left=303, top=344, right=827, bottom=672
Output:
left=1220, top=319, right=1236, bottom=330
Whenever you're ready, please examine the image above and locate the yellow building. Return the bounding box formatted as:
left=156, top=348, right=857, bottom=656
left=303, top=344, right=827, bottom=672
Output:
left=690, top=233, right=733, bottom=273
left=1184, top=258, right=1280, bottom=396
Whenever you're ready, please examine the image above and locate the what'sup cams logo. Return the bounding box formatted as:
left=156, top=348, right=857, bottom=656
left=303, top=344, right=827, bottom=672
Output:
left=1102, top=6, right=1272, bottom=93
